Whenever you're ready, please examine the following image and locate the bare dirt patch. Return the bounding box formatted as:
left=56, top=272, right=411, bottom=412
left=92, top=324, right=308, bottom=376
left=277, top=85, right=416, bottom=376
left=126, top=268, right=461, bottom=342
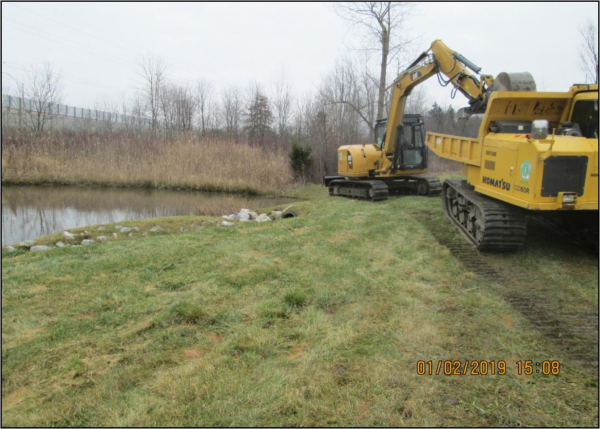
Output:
left=255, top=253, right=273, bottom=258
left=1, top=386, right=32, bottom=410
left=286, top=344, right=306, bottom=360
left=205, top=332, right=224, bottom=344
left=181, top=348, right=204, bottom=360
left=73, top=313, right=98, bottom=320
left=30, top=285, right=48, bottom=294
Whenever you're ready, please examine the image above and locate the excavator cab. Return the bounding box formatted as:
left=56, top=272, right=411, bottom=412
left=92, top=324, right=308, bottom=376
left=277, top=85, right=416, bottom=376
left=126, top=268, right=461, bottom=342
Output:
left=393, top=114, right=427, bottom=171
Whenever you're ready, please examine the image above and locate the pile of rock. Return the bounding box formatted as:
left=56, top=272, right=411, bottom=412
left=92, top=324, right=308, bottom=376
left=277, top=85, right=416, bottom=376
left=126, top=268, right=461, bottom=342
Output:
left=221, top=206, right=294, bottom=226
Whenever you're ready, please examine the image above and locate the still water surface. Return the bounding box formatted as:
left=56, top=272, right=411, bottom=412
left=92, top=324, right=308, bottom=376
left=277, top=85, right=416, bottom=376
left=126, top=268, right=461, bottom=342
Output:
left=1, top=186, right=295, bottom=245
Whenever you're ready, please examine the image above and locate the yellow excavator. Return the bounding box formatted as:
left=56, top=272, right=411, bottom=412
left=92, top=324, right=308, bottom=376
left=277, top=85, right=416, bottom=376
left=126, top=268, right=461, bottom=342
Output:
left=326, top=40, right=598, bottom=251
left=323, top=39, right=523, bottom=201
left=323, top=40, right=520, bottom=201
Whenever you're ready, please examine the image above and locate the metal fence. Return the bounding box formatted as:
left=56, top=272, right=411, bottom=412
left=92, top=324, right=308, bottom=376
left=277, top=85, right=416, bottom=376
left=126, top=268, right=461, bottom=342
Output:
left=1, top=94, right=152, bottom=126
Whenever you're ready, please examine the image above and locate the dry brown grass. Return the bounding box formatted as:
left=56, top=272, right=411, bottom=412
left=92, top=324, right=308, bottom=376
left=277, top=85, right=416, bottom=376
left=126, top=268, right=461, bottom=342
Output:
left=1, top=131, right=294, bottom=194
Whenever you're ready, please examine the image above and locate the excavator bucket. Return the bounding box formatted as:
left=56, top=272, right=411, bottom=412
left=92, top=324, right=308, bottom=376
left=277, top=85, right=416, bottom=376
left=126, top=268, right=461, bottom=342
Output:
left=489, top=72, right=537, bottom=92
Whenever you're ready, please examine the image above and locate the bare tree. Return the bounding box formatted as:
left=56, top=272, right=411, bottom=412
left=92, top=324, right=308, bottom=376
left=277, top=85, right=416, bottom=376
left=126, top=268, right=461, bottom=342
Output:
left=334, top=2, right=417, bottom=120
left=138, top=53, right=168, bottom=133
left=173, top=83, right=196, bottom=133
left=121, top=93, right=148, bottom=133
left=404, top=85, right=428, bottom=115
left=196, top=79, right=216, bottom=135
left=579, top=21, right=598, bottom=84
left=221, top=87, right=243, bottom=140
left=159, top=83, right=177, bottom=135
left=23, top=62, right=63, bottom=134
left=321, top=58, right=375, bottom=136
left=272, top=70, right=293, bottom=138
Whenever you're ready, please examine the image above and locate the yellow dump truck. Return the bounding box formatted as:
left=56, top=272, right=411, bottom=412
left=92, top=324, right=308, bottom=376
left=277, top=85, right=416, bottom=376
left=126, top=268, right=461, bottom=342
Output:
left=427, top=84, right=598, bottom=251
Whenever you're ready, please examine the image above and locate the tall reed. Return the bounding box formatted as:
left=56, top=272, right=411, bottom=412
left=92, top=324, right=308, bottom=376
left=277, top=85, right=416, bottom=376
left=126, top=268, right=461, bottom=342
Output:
left=1, top=131, right=294, bottom=194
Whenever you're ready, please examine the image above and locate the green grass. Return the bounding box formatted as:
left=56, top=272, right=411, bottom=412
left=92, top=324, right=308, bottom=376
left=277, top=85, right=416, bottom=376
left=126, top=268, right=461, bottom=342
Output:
left=2, top=185, right=598, bottom=427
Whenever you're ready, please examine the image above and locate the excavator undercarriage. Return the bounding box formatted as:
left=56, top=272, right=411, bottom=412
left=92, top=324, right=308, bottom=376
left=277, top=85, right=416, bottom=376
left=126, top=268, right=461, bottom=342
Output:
left=442, top=180, right=527, bottom=252
left=327, top=176, right=442, bottom=201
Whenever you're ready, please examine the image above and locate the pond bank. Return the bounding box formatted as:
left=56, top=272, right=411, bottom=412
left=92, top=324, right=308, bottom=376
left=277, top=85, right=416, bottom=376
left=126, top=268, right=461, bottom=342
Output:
left=1, top=185, right=298, bottom=246
left=1, top=178, right=281, bottom=196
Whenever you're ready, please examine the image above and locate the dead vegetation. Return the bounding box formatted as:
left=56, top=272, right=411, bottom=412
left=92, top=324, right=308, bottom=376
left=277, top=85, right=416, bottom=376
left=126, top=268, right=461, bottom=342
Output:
left=1, top=130, right=293, bottom=194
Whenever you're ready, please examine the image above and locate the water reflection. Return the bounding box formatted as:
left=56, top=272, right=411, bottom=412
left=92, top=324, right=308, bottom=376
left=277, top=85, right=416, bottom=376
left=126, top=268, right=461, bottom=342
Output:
left=1, top=186, right=295, bottom=245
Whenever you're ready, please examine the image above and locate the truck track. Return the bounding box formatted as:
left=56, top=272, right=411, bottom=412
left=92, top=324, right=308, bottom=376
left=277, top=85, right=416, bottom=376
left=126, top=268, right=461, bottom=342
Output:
left=414, top=210, right=599, bottom=377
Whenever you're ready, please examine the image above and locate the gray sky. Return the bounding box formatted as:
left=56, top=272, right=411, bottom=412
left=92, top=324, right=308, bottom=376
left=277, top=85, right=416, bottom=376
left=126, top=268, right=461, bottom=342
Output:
left=2, top=2, right=598, bottom=112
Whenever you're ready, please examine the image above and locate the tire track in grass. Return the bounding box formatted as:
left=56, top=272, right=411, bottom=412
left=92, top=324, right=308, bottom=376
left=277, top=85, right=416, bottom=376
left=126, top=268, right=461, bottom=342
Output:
left=412, top=208, right=599, bottom=378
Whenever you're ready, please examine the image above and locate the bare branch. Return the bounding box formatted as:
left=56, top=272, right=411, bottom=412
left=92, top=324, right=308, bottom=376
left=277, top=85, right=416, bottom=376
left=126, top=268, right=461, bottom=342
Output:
left=579, top=21, right=598, bottom=84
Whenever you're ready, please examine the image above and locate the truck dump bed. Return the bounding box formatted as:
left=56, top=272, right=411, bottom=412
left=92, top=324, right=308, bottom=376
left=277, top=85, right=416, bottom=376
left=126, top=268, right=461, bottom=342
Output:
left=425, top=133, right=481, bottom=166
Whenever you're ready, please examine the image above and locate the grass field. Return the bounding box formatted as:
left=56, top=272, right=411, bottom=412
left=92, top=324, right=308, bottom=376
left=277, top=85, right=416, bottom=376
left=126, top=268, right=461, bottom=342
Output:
left=2, top=185, right=598, bottom=427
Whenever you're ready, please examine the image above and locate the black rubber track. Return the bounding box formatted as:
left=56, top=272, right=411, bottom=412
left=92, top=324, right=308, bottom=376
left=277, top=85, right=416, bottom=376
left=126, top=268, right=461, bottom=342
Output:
left=328, top=180, right=389, bottom=201
left=329, top=176, right=442, bottom=202
left=442, top=180, right=527, bottom=252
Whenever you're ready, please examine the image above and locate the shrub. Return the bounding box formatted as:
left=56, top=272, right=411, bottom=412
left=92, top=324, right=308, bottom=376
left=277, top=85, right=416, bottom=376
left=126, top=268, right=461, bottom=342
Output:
left=289, top=142, right=312, bottom=180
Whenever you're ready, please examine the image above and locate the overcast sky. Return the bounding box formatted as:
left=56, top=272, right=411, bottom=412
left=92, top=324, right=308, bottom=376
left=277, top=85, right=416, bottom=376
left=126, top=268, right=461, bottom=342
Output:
left=2, top=2, right=598, bottom=113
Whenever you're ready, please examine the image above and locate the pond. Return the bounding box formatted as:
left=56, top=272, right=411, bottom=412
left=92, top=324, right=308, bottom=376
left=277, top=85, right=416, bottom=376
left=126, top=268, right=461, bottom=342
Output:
left=1, top=186, right=296, bottom=246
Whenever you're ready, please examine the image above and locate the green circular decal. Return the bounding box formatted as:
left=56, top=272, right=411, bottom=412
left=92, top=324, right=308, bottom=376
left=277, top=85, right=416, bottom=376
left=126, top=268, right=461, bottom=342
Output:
left=521, top=161, right=532, bottom=181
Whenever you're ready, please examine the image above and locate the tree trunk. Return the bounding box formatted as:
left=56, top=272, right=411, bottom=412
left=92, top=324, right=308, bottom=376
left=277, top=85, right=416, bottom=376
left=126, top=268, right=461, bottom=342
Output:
left=377, top=29, right=389, bottom=120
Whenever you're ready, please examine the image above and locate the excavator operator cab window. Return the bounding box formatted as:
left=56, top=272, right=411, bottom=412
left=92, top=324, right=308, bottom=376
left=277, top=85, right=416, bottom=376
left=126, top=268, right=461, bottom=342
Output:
left=374, top=120, right=387, bottom=149
left=399, top=122, right=425, bottom=168
left=394, top=118, right=427, bottom=170
left=571, top=100, right=599, bottom=139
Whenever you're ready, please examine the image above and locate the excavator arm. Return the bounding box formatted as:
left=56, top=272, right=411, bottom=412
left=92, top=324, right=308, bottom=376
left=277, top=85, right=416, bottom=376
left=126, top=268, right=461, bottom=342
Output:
left=384, top=40, right=494, bottom=158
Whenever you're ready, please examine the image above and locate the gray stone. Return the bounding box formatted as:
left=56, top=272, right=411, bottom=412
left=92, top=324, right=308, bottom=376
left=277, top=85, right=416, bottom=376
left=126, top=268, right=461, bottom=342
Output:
left=150, top=226, right=163, bottom=233
left=222, top=214, right=238, bottom=221
left=112, top=233, right=118, bottom=239
left=55, top=241, right=66, bottom=248
left=270, top=211, right=283, bottom=219
left=97, top=226, right=106, bottom=231
left=180, top=227, right=186, bottom=233
left=63, top=231, right=76, bottom=240
left=132, top=227, right=140, bottom=232
left=222, top=221, right=234, bottom=226
left=30, top=245, right=51, bottom=252
left=237, top=212, right=251, bottom=221
left=119, top=227, right=132, bottom=233
left=128, top=233, right=135, bottom=238
left=3, top=246, right=16, bottom=252
left=81, top=239, right=96, bottom=246
left=114, top=225, right=123, bottom=231
left=255, top=214, right=272, bottom=223
left=19, top=240, right=37, bottom=248
left=248, top=211, right=258, bottom=220
left=142, top=232, right=149, bottom=237
left=97, top=236, right=108, bottom=243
